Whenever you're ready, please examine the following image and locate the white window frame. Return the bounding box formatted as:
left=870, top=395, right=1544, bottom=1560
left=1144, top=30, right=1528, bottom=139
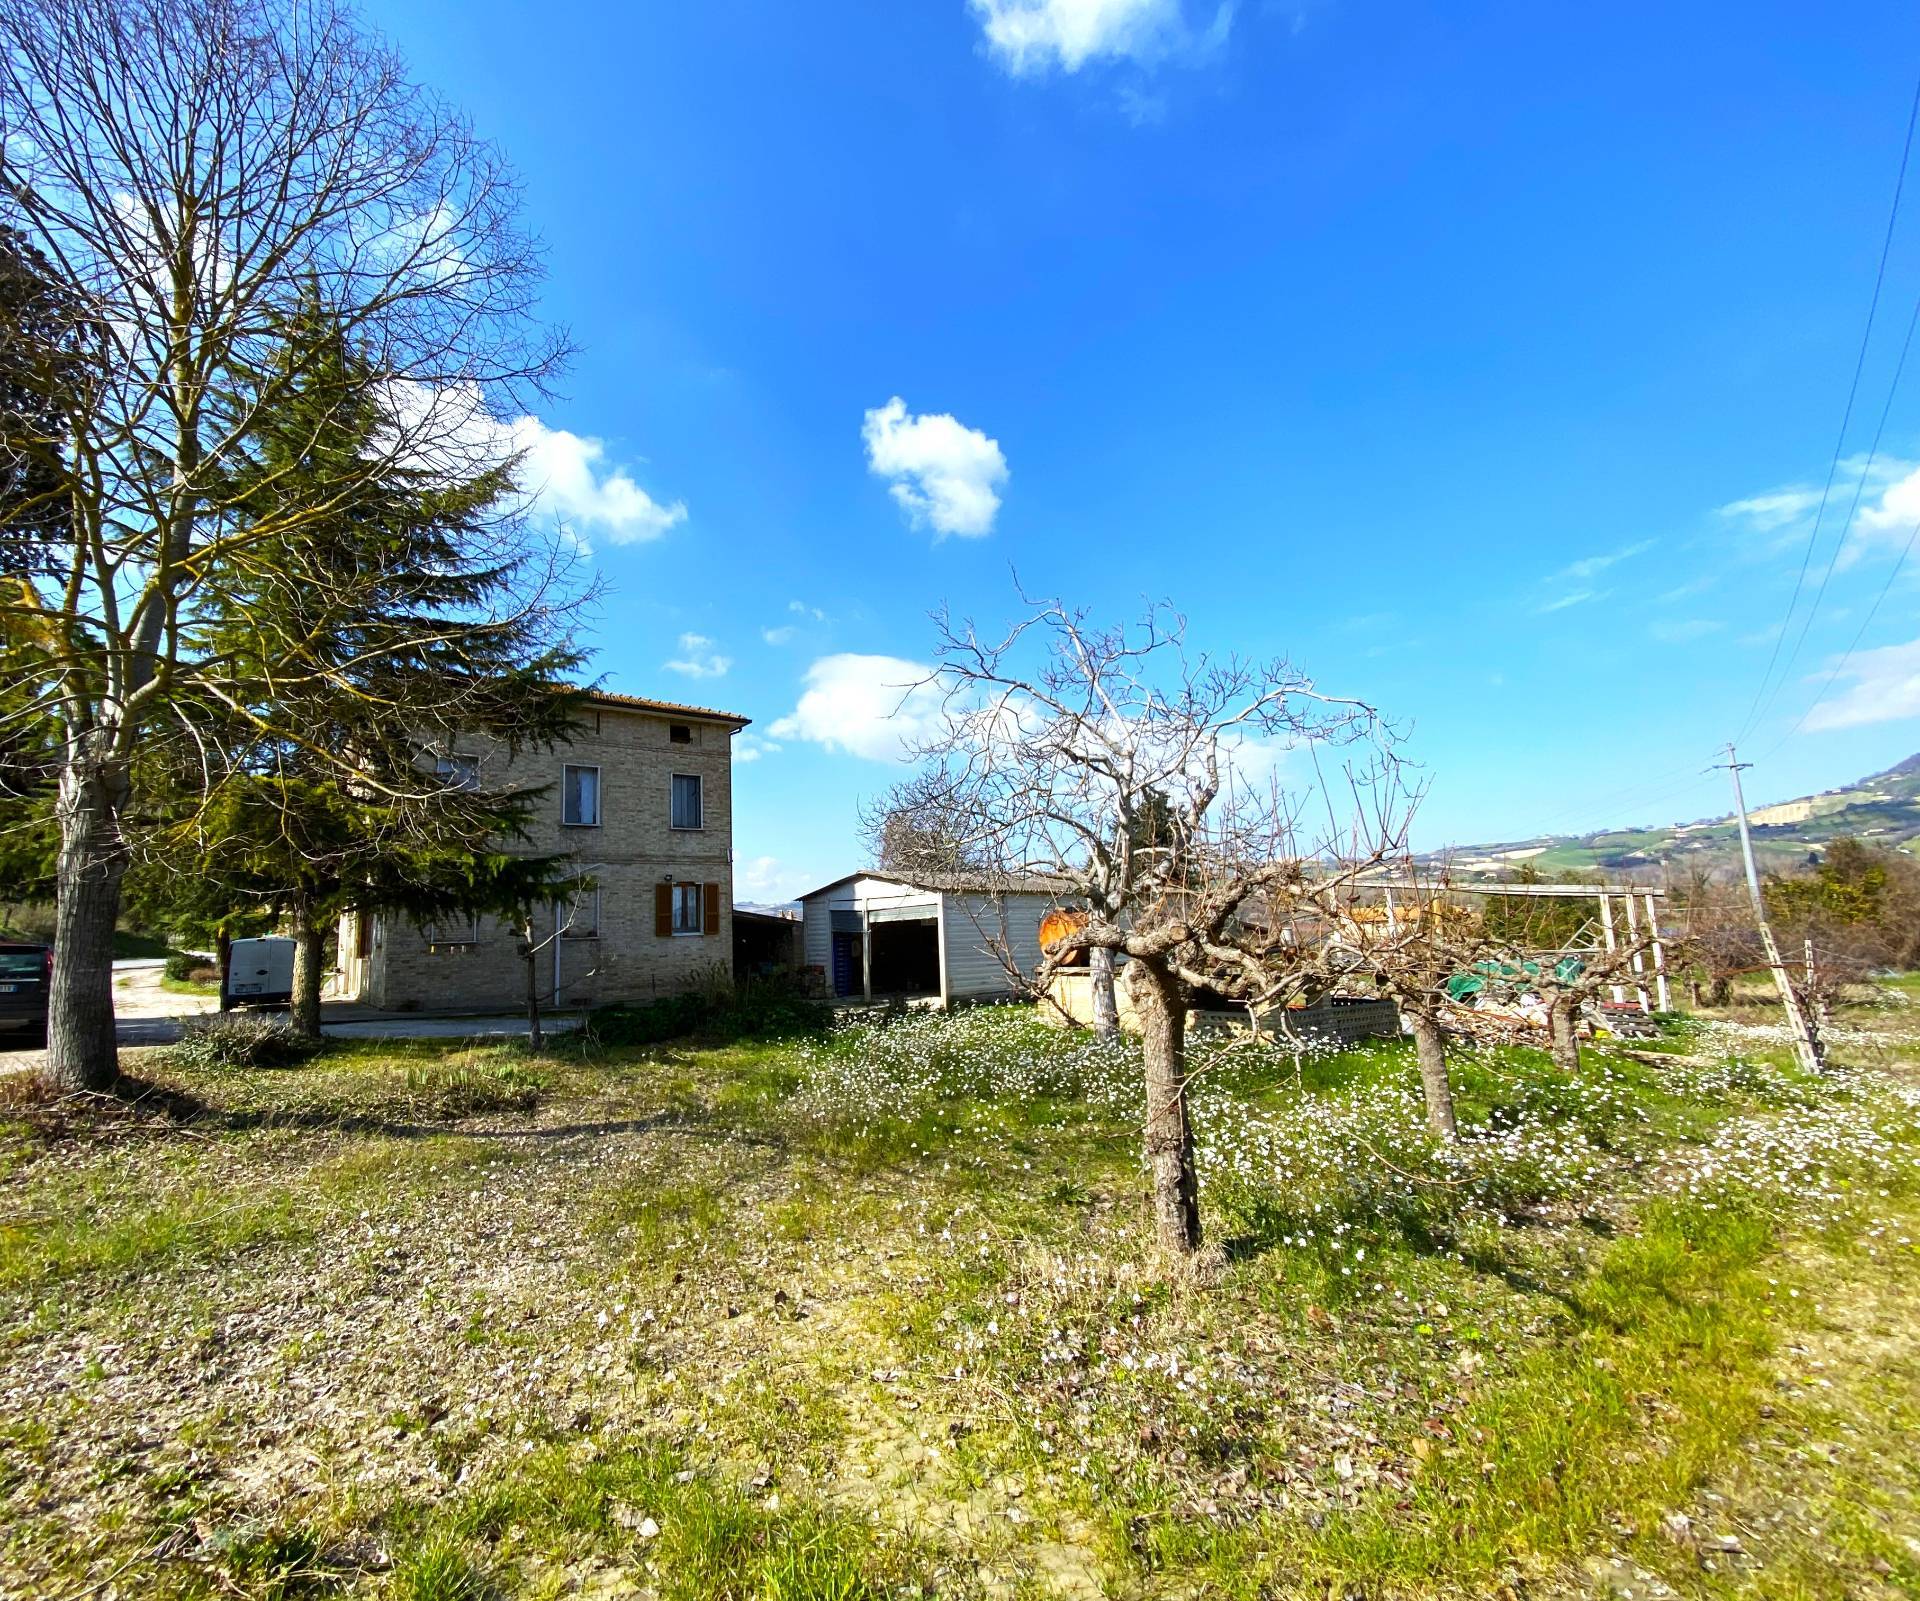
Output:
left=561, top=884, right=601, bottom=940
left=672, top=882, right=704, bottom=936
left=437, top=753, right=479, bottom=791
left=669, top=771, right=703, bottom=831
left=425, top=913, right=480, bottom=948
left=562, top=763, right=602, bottom=828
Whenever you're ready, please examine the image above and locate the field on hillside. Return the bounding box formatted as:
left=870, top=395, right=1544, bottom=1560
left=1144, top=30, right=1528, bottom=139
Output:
left=3, top=998, right=1918, bottom=1600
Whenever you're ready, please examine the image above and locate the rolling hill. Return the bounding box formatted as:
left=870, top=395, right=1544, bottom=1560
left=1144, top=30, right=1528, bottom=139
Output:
left=1434, top=753, right=1920, bottom=880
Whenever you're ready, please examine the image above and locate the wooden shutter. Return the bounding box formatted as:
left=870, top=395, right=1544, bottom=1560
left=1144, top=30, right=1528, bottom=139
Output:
left=654, top=882, right=673, bottom=938
left=703, top=882, right=721, bottom=936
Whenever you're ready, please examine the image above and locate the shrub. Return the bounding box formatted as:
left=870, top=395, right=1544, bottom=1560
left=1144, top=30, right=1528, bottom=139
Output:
left=403, top=1057, right=544, bottom=1118
left=587, top=973, right=828, bottom=1048
left=162, top=950, right=199, bottom=983
left=170, top=1012, right=321, bottom=1072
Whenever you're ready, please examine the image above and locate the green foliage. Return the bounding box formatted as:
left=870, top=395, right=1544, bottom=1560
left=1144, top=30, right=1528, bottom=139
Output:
left=170, top=1013, right=323, bottom=1072
left=587, top=974, right=829, bottom=1047
left=387, top=1536, right=498, bottom=1601
left=401, top=1057, right=544, bottom=1118
left=206, top=1520, right=338, bottom=1599
left=133, top=297, right=587, bottom=953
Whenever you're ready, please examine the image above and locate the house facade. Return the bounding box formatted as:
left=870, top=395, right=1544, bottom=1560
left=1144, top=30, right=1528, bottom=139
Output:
left=334, top=691, right=749, bottom=1014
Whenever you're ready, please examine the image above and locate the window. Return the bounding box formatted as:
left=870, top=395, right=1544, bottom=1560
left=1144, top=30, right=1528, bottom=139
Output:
left=561, top=884, right=600, bottom=939
left=437, top=754, right=479, bottom=790
left=563, top=764, right=601, bottom=827
left=672, top=882, right=703, bottom=934
left=670, top=772, right=703, bottom=830
left=669, top=723, right=692, bottom=745
left=425, top=913, right=479, bottom=947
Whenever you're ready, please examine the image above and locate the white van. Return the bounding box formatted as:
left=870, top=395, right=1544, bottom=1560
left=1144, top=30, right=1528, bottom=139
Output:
left=226, top=936, right=296, bottom=1007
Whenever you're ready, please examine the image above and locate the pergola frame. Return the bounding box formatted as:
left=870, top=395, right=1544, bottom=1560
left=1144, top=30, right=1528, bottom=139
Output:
left=1354, top=880, right=1671, bottom=1013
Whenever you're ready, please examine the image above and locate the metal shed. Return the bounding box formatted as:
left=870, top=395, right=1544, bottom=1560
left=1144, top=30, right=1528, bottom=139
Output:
left=794, top=871, right=1067, bottom=1005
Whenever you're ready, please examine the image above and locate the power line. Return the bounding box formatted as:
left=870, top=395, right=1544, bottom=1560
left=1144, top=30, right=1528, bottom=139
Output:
left=1752, top=291, right=1920, bottom=728
left=1738, top=71, right=1920, bottom=742
left=1764, top=508, right=1920, bottom=757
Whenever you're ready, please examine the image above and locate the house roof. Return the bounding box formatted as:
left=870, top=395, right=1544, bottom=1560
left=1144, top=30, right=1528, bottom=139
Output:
left=796, top=868, right=1076, bottom=902
left=584, top=689, right=751, bottom=728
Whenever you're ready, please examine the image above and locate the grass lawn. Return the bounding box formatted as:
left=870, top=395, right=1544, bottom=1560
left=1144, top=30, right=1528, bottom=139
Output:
left=1, top=998, right=1916, bottom=1599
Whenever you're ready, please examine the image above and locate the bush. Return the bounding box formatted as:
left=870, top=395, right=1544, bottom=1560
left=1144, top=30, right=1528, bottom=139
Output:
left=170, top=1012, right=321, bottom=1072
left=587, top=973, right=827, bottom=1048
left=162, top=950, right=199, bottom=983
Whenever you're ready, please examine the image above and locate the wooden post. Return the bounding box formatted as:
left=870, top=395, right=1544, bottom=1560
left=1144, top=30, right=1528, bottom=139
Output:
left=1598, top=893, right=1625, bottom=1004
left=1645, top=893, right=1671, bottom=1011
left=861, top=909, right=873, bottom=1003
left=1623, top=891, right=1651, bottom=1013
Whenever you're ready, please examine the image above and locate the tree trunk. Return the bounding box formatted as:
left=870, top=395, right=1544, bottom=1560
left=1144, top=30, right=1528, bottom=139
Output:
left=217, top=928, right=233, bottom=1013
left=1548, top=992, right=1580, bottom=1073
left=522, top=921, right=544, bottom=1051
left=289, top=909, right=326, bottom=1041
left=46, top=761, right=130, bottom=1091
left=1089, top=945, right=1119, bottom=1038
left=1408, top=1007, right=1457, bottom=1141
left=1708, top=974, right=1730, bottom=1007
left=1133, top=957, right=1201, bottom=1255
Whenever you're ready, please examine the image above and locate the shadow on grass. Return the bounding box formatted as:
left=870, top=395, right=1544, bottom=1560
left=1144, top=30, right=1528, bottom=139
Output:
left=1, top=1067, right=792, bottom=1153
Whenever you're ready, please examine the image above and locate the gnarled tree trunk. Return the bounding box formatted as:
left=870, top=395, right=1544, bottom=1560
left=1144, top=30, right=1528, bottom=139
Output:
left=1548, top=992, right=1580, bottom=1073
left=1089, top=945, right=1119, bottom=1039
left=289, top=907, right=327, bottom=1042
left=47, top=760, right=131, bottom=1091
left=1407, top=1007, right=1457, bottom=1141
left=1133, top=956, right=1201, bottom=1254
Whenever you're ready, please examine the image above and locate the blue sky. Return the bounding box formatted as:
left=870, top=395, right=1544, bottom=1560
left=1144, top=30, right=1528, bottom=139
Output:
left=378, top=0, right=1920, bottom=901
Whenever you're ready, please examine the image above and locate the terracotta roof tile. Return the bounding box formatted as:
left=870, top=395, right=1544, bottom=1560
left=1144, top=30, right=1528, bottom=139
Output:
left=584, top=688, right=751, bottom=727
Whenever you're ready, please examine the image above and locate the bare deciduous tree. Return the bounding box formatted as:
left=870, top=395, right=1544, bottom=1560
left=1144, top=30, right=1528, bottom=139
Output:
left=869, top=595, right=1412, bottom=1257
left=0, top=0, right=581, bottom=1088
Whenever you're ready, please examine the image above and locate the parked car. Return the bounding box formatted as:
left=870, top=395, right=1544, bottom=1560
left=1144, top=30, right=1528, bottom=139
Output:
left=0, top=941, right=52, bottom=1046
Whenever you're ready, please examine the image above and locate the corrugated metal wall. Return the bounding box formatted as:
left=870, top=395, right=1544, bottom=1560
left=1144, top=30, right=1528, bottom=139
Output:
left=940, top=892, right=1052, bottom=999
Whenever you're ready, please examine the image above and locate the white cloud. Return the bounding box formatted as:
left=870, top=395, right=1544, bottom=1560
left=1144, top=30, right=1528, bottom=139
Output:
left=1535, top=588, right=1608, bottom=615
left=1718, top=486, right=1821, bottom=534
left=735, top=855, right=809, bottom=902
left=1805, top=636, right=1920, bottom=730
left=1845, top=460, right=1920, bottom=564
left=862, top=397, right=1008, bottom=539
left=970, top=0, right=1222, bottom=74
left=733, top=733, right=784, bottom=764
left=1657, top=576, right=1717, bottom=604
left=768, top=654, right=946, bottom=761
left=381, top=380, right=687, bottom=551
left=1555, top=539, right=1652, bottom=582
left=663, top=632, right=732, bottom=679
left=1648, top=618, right=1724, bottom=644
left=790, top=600, right=828, bottom=621
left=761, top=626, right=799, bottom=646
left=1717, top=455, right=1920, bottom=565
left=510, top=416, right=687, bottom=546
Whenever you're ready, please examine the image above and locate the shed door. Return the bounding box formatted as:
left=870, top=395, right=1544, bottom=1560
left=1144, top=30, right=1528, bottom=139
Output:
left=831, top=931, right=860, bottom=997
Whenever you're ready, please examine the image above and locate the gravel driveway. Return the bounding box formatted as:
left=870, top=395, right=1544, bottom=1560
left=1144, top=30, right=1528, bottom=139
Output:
left=0, top=960, right=579, bottom=1073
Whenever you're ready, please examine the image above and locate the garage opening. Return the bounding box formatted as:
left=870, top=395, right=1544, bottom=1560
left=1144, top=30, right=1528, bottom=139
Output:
left=868, top=912, right=939, bottom=998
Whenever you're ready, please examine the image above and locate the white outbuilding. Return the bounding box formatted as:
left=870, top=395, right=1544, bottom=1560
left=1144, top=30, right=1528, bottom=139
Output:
left=795, top=871, right=1068, bottom=1005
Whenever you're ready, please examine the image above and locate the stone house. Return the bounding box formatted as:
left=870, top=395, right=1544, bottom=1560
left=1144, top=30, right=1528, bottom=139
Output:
left=332, top=690, right=750, bottom=1013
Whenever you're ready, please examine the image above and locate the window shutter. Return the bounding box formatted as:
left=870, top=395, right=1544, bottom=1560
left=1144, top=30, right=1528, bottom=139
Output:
left=654, top=882, right=673, bottom=938
left=704, top=882, right=721, bottom=936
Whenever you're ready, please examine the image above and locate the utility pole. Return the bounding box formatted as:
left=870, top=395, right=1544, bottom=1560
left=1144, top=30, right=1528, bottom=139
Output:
left=1717, top=744, right=1823, bottom=1072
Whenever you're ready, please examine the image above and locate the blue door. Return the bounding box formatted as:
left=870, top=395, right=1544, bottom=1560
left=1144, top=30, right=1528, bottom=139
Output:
left=831, top=932, right=860, bottom=997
